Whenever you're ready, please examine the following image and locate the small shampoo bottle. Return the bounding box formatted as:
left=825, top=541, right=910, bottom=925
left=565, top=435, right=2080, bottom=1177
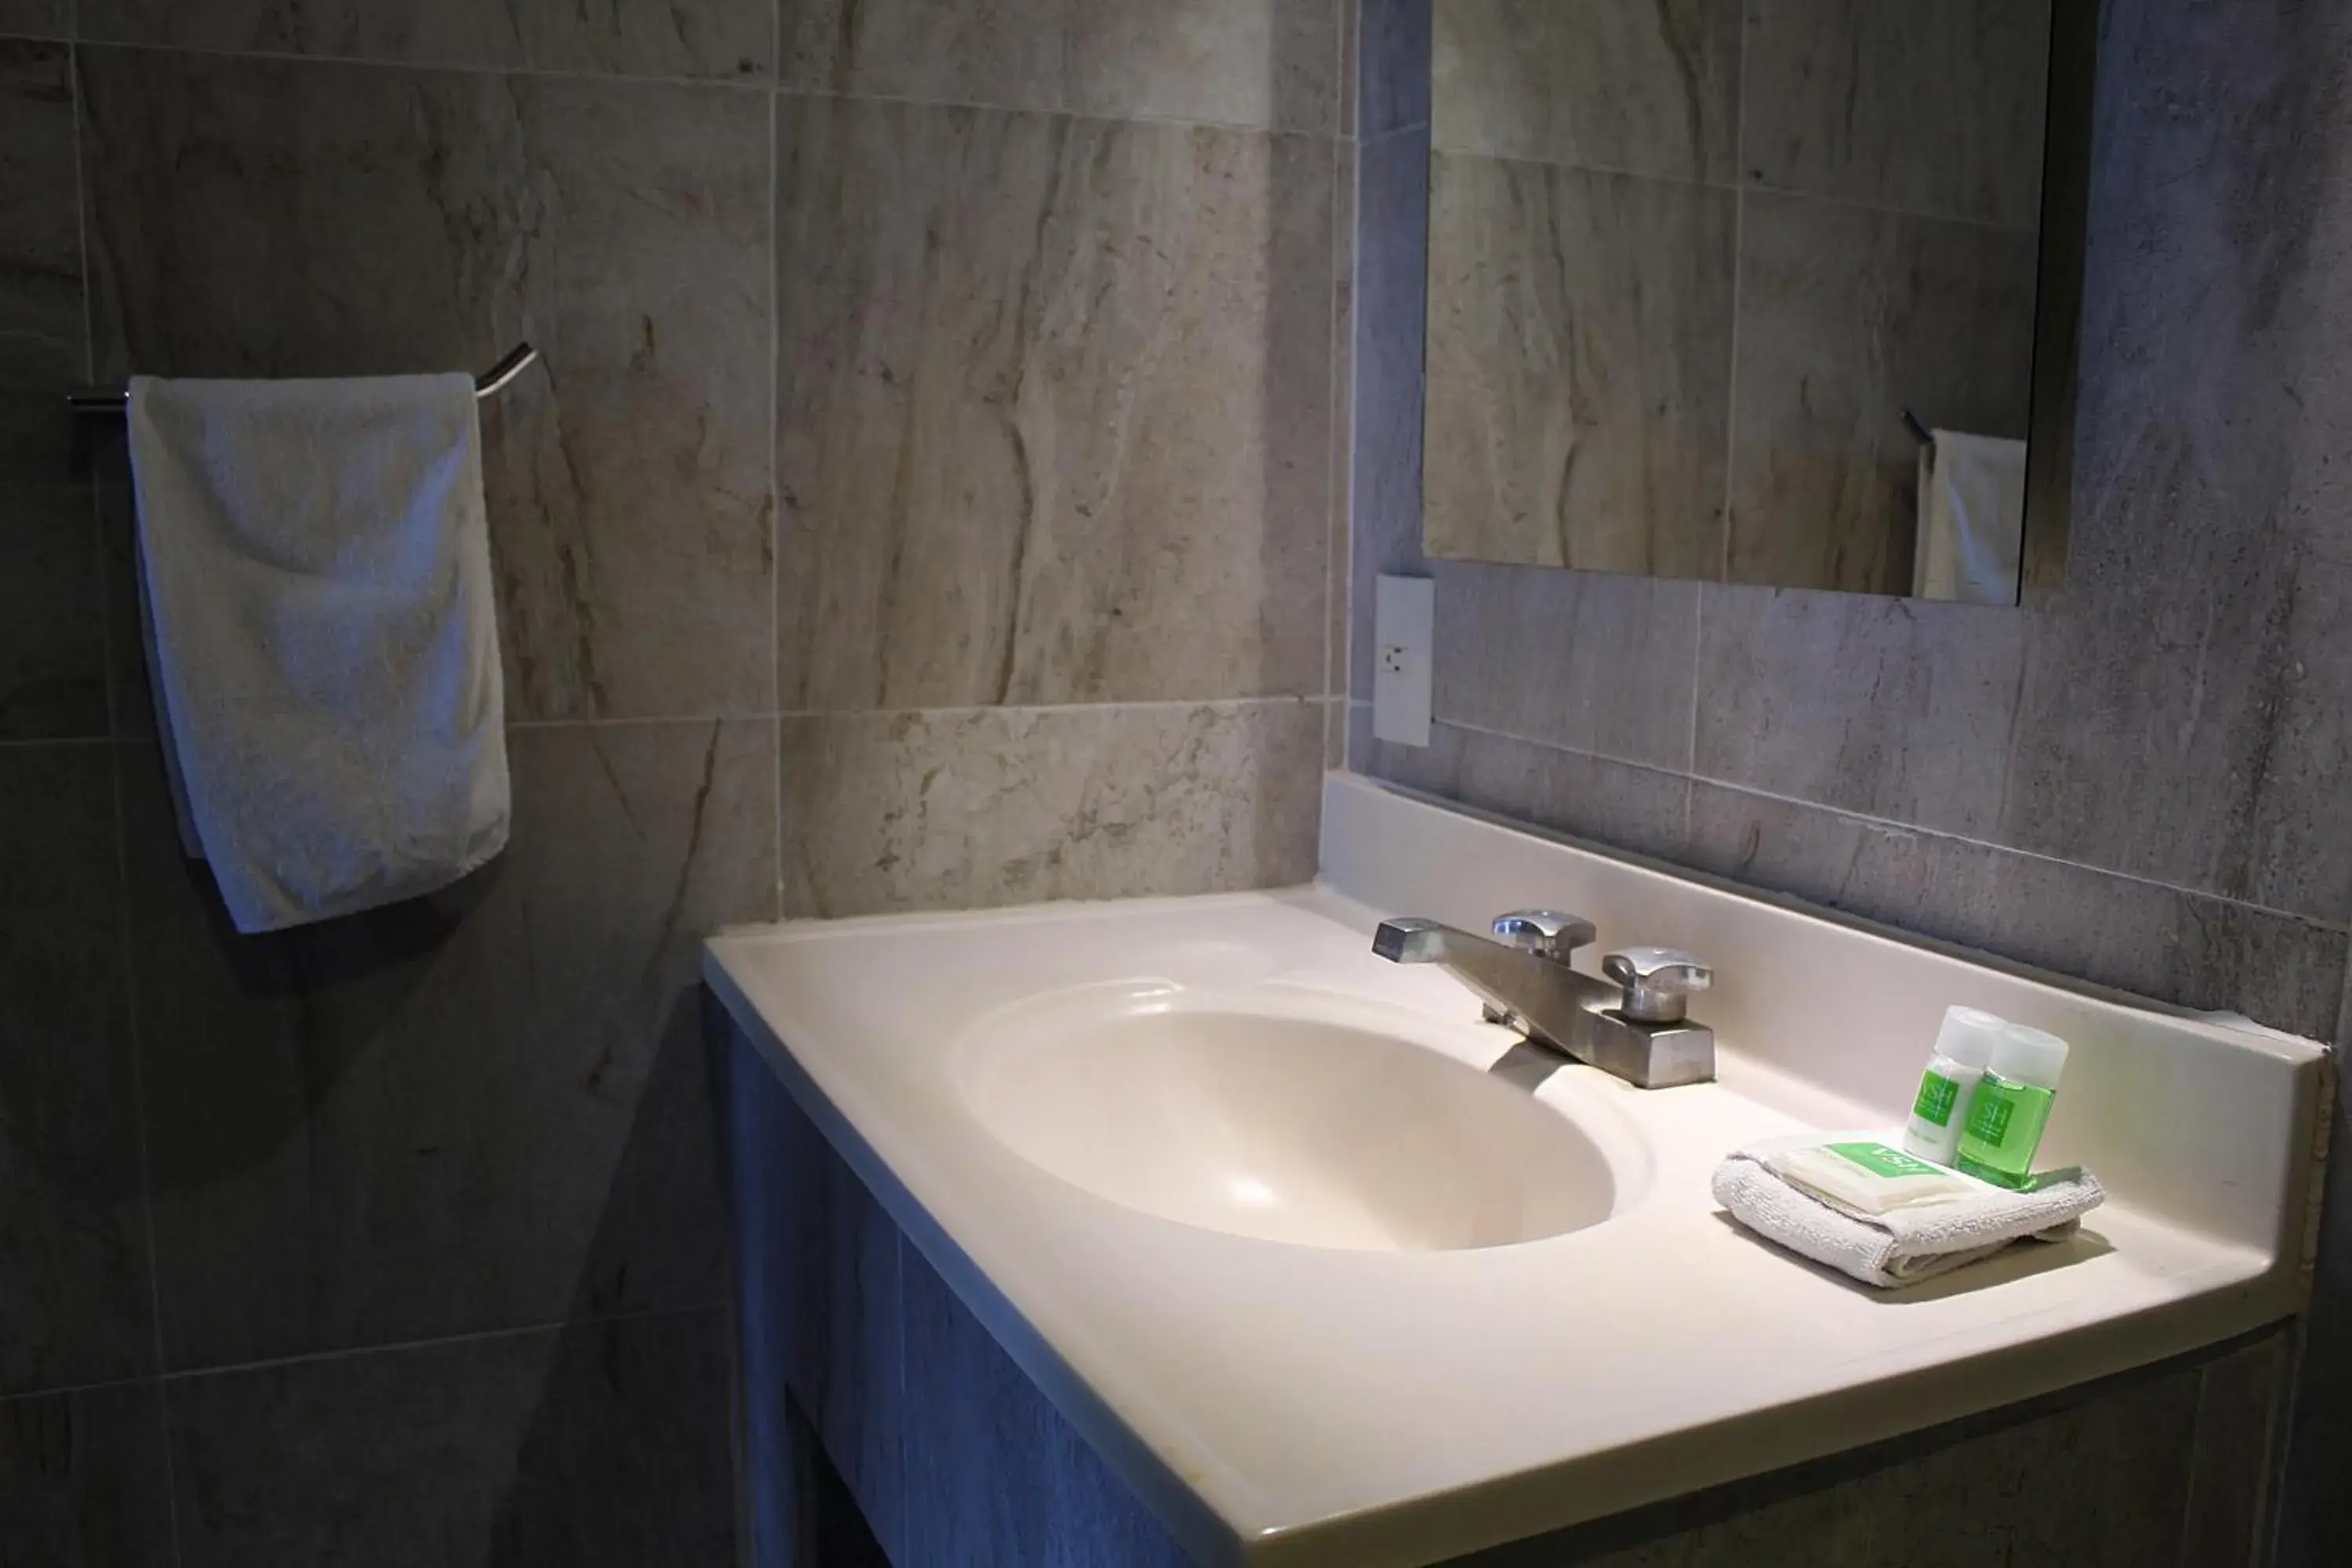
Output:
left=1902, top=1006, right=2003, bottom=1165
left=1956, top=1023, right=2071, bottom=1189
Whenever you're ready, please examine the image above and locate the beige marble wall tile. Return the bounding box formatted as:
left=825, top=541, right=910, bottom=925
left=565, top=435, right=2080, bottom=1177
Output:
left=0, top=746, right=157, bottom=1396
left=1434, top=0, right=1740, bottom=181
left=1424, top=153, right=1735, bottom=579
left=1432, top=561, right=1697, bottom=769
left=778, top=0, right=1339, bottom=132
left=1684, top=782, right=2349, bottom=1039
left=78, top=0, right=775, bottom=79
left=1695, top=584, right=2029, bottom=840
left=1359, top=720, right=1693, bottom=865
left=167, top=1312, right=736, bottom=1567
left=0, top=0, right=64, bottom=38
left=780, top=700, right=1323, bottom=917
left=0, top=1381, right=176, bottom=1565
left=775, top=96, right=1330, bottom=711
left=125, top=720, right=778, bottom=1369
left=1, top=40, right=105, bottom=741
left=80, top=51, right=775, bottom=723
left=1726, top=191, right=2038, bottom=594
left=1742, top=0, right=2053, bottom=230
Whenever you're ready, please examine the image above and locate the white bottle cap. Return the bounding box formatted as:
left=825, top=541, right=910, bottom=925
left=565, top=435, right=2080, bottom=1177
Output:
left=1933, top=1006, right=2005, bottom=1070
left=1991, top=1022, right=2071, bottom=1090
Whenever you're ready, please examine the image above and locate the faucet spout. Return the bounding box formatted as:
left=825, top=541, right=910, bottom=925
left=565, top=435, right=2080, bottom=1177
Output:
left=1371, top=913, right=1718, bottom=1090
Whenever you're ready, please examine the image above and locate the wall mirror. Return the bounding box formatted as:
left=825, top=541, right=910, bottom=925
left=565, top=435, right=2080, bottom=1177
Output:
left=1421, top=1, right=2096, bottom=605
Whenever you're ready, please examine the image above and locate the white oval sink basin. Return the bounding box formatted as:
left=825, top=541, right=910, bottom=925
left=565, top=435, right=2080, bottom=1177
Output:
left=953, top=989, right=1633, bottom=1253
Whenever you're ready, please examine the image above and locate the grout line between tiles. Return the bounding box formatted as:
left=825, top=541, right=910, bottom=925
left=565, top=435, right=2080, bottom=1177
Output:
left=66, top=34, right=780, bottom=93
left=156, top=1301, right=731, bottom=1387
left=774, top=82, right=1338, bottom=141
left=101, top=739, right=183, bottom=1566
left=0, top=1369, right=158, bottom=1406
left=767, top=81, right=784, bottom=920
left=505, top=696, right=1334, bottom=733
left=0, top=732, right=113, bottom=750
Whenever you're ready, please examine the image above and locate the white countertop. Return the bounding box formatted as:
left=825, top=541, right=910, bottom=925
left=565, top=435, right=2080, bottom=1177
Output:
left=706, top=776, right=2327, bottom=1567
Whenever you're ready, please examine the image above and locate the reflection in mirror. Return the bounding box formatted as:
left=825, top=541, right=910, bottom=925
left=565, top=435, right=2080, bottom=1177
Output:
left=1423, top=1, right=2064, bottom=604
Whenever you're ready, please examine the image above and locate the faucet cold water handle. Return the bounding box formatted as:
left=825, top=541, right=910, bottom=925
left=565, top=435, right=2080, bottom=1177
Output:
left=1490, top=910, right=1597, bottom=964
left=1602, top=948, right=1712, bottom=1025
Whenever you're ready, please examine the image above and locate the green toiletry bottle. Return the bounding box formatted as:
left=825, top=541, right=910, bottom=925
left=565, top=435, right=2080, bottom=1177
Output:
left=1956, top=1022, right=2070, bottom=1189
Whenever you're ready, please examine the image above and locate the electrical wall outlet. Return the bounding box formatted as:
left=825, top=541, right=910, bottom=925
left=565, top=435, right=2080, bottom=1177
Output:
left=1373, top=575, right=1434, bottom=747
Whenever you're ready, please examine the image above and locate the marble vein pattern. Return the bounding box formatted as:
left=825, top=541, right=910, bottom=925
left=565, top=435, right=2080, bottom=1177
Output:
left=777, top=0, right=1339, bottom=133
left=780, top=700, right=1324, bottom=918
left=0, top=0, right=66, bottom=38
left=1424, top=152, right=1735, bottom=579
left=775, top=95, right=1332, bottom=710
left=0, top=746, right=157, bottom=1396
left=0, top=1381, right=177, bottom=1566
left=0, top=39, right=106, bottom=740
left=1726, top=191, right=2038, bottom=593
left=1433, top=0, right=1740, bottom=181
left=78, top=0, right=776, bottom=79
left=1741, top=0, right=2053, bottom=230
left=125, top=720, right=777, bottom=1369
left=78, top=49, right=775, bottom=722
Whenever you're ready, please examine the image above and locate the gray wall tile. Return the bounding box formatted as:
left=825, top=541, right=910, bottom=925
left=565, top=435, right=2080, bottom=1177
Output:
left=779, top=0, right=1338, bottom=132
left=0, top=1381, right=176, bottom=1567
left=0, top=746, right=156, bottom=1397
left=168, top=1311, right=735, bottom=1568
left=1359, top=718, right=1694, bottom=865
left=0, top=1, right=67, bottom=38
left=775, top=96, right=1331, bottom=711
left=78, top=49, right=776, bottom=723
left=1684, top=782, right=2348, bottom=1040
left=1694, top=586, right=2030, bottom=842
left=725, top=1025, right=906, bottom=1564
left=78, top=0, right=775, bottom=79
left=1726, top=192, right=2038, bottom=594
left=1359, top=0, right=1430, bottom=138
left=1432, top=562, right=1697, bottom=768
left=1741, top=0, right=2052, bottom=230
left=1432, top=0, right=1740, bottom=181
left=1424, top=154, right=1735, bottom=578
left=781, top=699, right=1323, bottom=918
left=127, top=720, right=776, bottom=1369
left=1348, top=125, right=1428, bottom=699
left=1, top=41, right=105, bottom=742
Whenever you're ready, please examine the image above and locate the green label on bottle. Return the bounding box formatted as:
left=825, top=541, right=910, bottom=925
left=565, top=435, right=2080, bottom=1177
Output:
left=1911, top=1071, right=1961, bottom=1127
left=1824, top=1142, right=1945, bottom=1179
left=1965, top=1084, right=2017, bottom=1145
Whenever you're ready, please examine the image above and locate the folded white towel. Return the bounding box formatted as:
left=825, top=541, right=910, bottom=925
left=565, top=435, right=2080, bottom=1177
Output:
left=129, top=373, right=510, bottom=934
left=1913, top=430, right=2027, bottom=606
left=1713, top=1133, right=2105, bottom=1289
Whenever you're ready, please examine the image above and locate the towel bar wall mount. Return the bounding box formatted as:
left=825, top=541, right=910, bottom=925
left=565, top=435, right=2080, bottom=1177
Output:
left=66, top=343, right=540, bottom=415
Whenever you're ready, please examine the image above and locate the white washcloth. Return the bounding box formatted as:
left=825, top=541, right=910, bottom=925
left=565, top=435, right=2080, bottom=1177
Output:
left=129, top=373, right=510, bottom=934
left=1914, top=431, right=2027, bottom=606
left=1713, top=1133, right=2105, bottom=1289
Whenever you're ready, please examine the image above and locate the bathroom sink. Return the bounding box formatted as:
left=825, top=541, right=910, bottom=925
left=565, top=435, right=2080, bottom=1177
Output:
left=952, top=986, right=1625, bottom=1252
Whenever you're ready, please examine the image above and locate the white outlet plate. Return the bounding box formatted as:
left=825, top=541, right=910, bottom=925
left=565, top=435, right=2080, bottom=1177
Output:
left=1372, top=575, right=1434, bottom=747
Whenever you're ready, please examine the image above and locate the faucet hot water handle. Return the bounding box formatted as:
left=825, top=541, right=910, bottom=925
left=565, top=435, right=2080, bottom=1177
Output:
left=1490, top=910, right=1597, bottom=964
left=1602, top=948, right=1712, bottom=1025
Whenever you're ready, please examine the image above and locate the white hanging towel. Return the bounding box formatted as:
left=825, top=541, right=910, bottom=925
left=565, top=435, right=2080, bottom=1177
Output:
left=1913, top=430, right=2028, bottom=606
left=129, top=373, right=510, bottom=934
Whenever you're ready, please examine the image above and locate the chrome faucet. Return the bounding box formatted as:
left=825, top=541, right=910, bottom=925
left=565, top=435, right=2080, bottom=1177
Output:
left=1373, top=909, right=1715, bottom=1088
